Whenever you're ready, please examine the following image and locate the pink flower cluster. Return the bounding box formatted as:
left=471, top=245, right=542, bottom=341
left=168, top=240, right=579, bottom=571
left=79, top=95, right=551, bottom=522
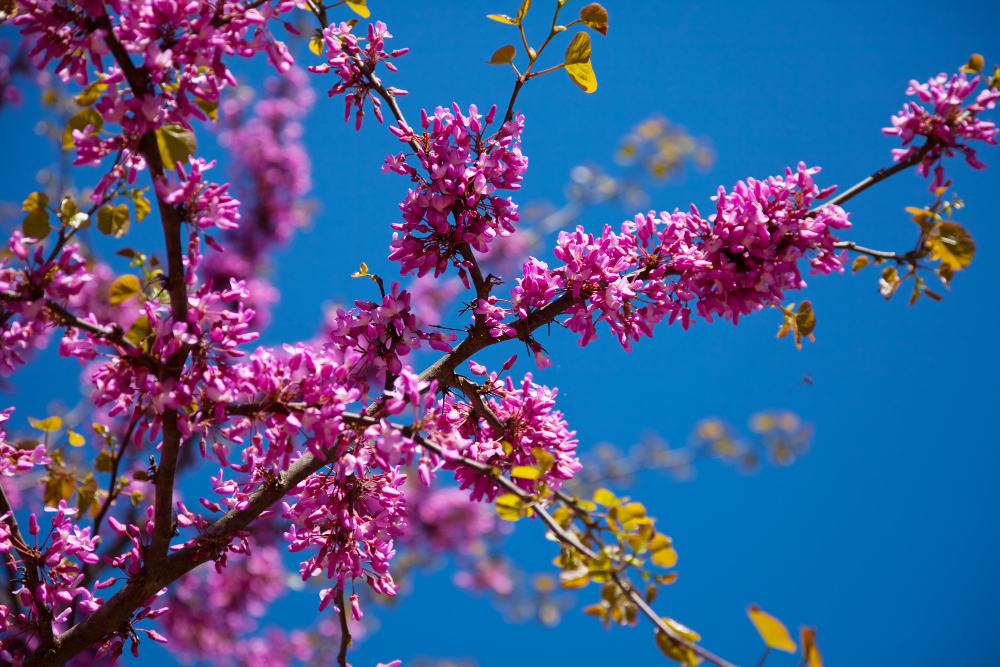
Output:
left=309, top=20, right=408, bottom=129
left=13, top=0, right=298, bottom=199
left=0, top=501, right=103, bottom=655
left=326, top=282, right=456, bottom=397
left=452, top=370, right=581, bottom=502
left=884, top=70, right=999, bottom=188
left=156, top=158, right=241, bottom=231
left=503, top=164, right=850, bottom=353
left=385, top=104, right=529, bottom=283
left=0, top=410, right=49, bottom=477
left=0, top=233, right=93, bottom=370
left=284, top=466, right=407, bottom=613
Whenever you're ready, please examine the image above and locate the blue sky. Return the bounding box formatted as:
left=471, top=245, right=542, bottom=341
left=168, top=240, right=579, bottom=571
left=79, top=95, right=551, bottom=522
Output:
left=2, top=0, right=999, bottom=665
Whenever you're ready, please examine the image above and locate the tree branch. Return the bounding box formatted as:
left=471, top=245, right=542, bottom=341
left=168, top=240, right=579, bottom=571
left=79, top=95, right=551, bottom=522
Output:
left=0, top=482, right=55, bottom=655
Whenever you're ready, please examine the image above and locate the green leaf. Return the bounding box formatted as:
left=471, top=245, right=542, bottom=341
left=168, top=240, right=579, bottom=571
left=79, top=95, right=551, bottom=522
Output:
left=495, top=492, right=524, bottom=521
left=489, top=44, right=517, bottom=64
left=22, top=207, right=51, bottom=240
left=75, top=81, right=108, bottom=107
left=486, top=13, right=517, bottom=24
left=929, top=221, right=976, bottom=270
left=345, top=0, right=369, bottom=18
left=514, top=0, right=531, bottom=23
left=96, top=203, right=130, bottom=238
left=155, top=123, right=197, bottom=170
left=125, top=314, right=153, bottom=347
left=29, top=416, right=63, bottom=432
left=63, top=108, right=103, bottom=149
left=109, top=274, right=142, bottom=305
left=580, top=3, right=609, bottom=35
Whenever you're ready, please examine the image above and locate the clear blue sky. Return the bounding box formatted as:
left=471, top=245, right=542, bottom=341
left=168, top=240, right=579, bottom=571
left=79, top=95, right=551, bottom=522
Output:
left=2, top=1, right=999, bottom=665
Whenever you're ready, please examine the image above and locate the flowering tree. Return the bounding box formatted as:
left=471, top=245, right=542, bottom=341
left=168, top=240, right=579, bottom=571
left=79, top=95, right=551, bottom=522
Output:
left=0, top=1, right=995, bottom=666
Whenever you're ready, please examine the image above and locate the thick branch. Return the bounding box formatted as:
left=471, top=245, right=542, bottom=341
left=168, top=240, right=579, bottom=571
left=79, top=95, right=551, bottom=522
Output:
left=97, top=13, right=190, bottom=571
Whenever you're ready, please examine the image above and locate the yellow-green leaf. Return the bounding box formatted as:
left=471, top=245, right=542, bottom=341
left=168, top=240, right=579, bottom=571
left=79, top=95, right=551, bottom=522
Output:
left=801, top=626, right=823, bottom=667
left=795, top=300, right=815, bottom=338
left=961, top=53, right=985, bottom=73
left=109, top=274, right=142, bottom=305
left=96, top=203, right=130, bottom=238
left=22, top=207, right=51, bottom=240
left=76, top=476, right=98, bottom=513
left=195, top=97, right=219, bottom=121
left=663, top=617, right=701, bottom=641
left=531, top=446, right=554, bottom=472
left=565, top=31, right=592, bottom=64
left=559, top=564, right=590, bottom=589
left=67, top=430, right=85, bottom=447
left=486, top=13, right=517, bottom=24
left=649, top=533, right=678, bottom=568
left=75, top=81, right=108, bottom=107
left=929, top=221, right=975, bottom=270
left=580, top=3, right=608, bottom=35
left=29, top=416, right=63, bottom=432
left=489, top=44, right=516, bottom=64
left=130, top=490, right=143, bottom=506
left=879, top=266, right=901, bottom=299
left=345, top=0, right=369, bottom=18
left=22, top=192, right=48, bottom=211
left=309, top=33, right=324, bottom=56
left=495, top=492, right=524, bottom=520
left=514, top=0, right=531, bottom=23
left=654, top=619, right=701, bottom=666
left=63, top=108, right=103, bottom=149
left=133, top=192, right=151, bottom=222
left=566, top=60, right=597, bottom=92
left=511, top=465, right=541, bottom=479
left=95, top=449, right=114, bottom=472
left=155, top=123, right=197, bottom=170
left=747, top=604, right=797, bottom=653
left=125, top=314, right=152, bottom=346
left=593, top=487, right=618, bottom=506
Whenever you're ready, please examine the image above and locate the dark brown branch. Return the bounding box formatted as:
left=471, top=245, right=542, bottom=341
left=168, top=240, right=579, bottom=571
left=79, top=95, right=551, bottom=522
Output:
left=95, top=14, right=190, bottom=572
left=0, top=481, right=55, bottom=655
left=452, top=374, right=505, bottom=435
left=810, top=141, right=933, bottom=213
left=0, top=291, right=160, bottom=371
left=334, top=588, right=351, bottom=667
